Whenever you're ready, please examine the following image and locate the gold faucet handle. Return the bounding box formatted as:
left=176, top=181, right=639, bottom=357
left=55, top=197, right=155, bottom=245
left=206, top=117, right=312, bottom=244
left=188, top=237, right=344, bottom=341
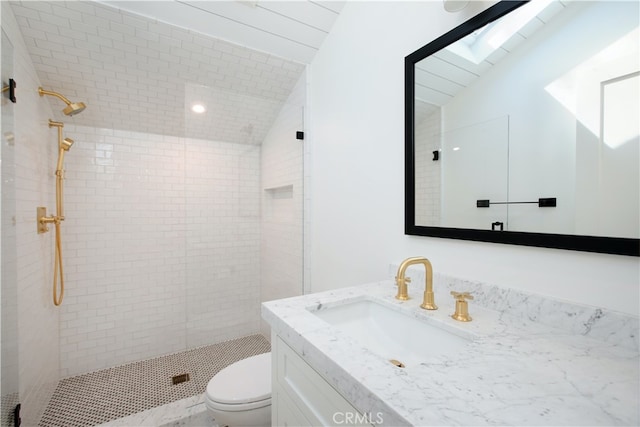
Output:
left=450, top=291, right=473, bottom=322
left=395, top=276, right=411, bottom=285
left=450, top=291, right=473, bottom=301
left=395, top=276, right=411, bottom=300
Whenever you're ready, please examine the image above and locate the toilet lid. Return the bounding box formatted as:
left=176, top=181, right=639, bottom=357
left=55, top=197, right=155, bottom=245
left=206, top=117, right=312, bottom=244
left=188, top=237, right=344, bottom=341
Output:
left=206, top=352, right=271, bottom=405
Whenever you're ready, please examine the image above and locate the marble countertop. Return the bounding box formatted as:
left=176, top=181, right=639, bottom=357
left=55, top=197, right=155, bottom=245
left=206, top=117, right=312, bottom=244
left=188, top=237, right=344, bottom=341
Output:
left=262, top=278, right=639, bottom=426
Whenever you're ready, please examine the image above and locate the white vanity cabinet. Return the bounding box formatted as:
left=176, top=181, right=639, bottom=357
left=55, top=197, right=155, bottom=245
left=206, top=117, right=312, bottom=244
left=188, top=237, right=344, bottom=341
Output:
left=272, top=335, right=372, bottom=427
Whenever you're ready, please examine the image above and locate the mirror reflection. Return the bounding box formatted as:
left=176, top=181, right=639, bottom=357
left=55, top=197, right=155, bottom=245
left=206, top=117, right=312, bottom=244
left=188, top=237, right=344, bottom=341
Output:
left=413, top=0, right=639, bottom=239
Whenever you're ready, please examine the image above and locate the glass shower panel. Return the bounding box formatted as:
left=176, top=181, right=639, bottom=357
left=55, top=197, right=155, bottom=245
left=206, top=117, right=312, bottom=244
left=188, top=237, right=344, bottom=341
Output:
left=184, top=136, right=262, bottom=348
left=440, top=115, right=509, bottom=230
left=259, top=97, right=305, bottom=337
left=1, top=29, right=19, bottom=427
left=183, top=83, right=304, bottom=348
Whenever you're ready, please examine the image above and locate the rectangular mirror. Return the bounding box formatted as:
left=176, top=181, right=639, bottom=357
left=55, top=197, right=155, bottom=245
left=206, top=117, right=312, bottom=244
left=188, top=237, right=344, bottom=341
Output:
left=405, top=0, right=639, bottom=256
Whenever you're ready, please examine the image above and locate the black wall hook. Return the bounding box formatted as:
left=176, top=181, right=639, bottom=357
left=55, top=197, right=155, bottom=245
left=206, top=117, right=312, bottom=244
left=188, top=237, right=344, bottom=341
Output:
left=4, top=78, right=17, bottom=103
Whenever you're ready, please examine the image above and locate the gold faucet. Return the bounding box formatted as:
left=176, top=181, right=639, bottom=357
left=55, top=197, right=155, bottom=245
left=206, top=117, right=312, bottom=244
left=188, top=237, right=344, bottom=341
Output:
left=395, top=256, right=438, bottom=310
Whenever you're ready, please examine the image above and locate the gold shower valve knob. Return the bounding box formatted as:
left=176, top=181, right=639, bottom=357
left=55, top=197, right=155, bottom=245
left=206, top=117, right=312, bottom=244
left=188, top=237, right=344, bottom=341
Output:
left=37, top=206, right=52, bottom=234
left=450, top=291, right=473, bottom=322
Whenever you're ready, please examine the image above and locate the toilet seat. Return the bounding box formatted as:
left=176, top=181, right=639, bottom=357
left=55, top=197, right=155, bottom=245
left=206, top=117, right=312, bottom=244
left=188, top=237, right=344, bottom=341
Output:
left=205, top=352, right=271, bottom=410
left=205, top=396, right=271, bottom=412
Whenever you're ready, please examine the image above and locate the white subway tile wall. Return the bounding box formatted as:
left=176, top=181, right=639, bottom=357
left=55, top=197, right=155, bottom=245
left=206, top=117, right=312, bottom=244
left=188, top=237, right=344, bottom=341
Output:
left=59, top=125, right=261, bottom=377
left=1, top=9, right=21, bottom=423
left=2, top=2, right=61, bottom=424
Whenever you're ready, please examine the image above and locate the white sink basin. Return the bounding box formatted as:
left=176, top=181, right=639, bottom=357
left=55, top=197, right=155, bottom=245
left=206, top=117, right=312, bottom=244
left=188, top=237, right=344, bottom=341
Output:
left=312, top=299, right=471, bottom=367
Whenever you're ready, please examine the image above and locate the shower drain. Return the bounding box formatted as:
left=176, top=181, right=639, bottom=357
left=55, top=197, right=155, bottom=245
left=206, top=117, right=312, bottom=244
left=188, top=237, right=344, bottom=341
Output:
left=171, top=373, right=190, bottom=385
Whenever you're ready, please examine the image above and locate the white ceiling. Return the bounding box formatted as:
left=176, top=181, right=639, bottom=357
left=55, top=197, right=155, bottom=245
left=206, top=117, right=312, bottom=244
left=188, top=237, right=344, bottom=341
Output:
left=10, top=1, right=344, bottom=143
left=101, top=0, right=345, bottom=64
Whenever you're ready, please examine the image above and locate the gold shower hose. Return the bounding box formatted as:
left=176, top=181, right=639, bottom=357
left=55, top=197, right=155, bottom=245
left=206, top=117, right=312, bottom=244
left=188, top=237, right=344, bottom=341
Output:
left=53, top=217, right=64, bottom=306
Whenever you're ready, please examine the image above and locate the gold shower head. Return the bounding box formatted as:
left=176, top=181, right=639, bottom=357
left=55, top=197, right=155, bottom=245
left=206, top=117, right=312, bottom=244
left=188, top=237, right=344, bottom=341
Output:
left=62, top=102, right=86, bottom=116
left=38, top=87, right=86, bottom=116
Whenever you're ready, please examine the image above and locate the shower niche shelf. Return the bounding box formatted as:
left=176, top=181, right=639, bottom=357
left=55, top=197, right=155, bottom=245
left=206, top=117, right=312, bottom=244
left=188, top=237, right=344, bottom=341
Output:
left=264, top=184, right=293, bottom=198
left=264, top=184, right=294, bottom=222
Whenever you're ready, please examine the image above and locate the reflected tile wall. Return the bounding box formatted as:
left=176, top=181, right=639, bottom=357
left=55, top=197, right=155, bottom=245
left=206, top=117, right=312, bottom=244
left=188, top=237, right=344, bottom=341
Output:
left=415, top=102, right=441, bottom=226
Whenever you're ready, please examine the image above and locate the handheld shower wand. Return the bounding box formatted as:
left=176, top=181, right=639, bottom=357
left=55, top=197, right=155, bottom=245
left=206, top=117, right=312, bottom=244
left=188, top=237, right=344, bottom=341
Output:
left=56, top=138, right=74, bottom=172
left=48, top=120, right=73, bottom=218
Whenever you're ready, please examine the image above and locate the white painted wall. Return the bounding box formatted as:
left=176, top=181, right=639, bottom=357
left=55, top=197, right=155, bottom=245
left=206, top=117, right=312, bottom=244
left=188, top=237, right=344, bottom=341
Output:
left=307, top=0, right=639, bottom=315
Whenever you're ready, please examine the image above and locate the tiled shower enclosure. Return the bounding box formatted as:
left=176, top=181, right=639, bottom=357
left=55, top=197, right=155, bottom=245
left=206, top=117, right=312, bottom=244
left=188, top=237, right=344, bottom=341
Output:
left=1, top=1, right=307, bottom=423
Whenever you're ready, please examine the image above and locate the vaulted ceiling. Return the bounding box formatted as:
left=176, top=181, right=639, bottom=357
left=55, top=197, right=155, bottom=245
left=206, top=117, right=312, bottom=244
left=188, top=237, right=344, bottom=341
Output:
left=10, top=1, right=344, bottom=144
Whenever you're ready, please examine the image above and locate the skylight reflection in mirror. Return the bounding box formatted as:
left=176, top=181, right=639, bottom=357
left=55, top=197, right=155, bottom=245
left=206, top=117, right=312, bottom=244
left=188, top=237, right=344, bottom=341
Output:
left=445, top=0, right=555, bottom=65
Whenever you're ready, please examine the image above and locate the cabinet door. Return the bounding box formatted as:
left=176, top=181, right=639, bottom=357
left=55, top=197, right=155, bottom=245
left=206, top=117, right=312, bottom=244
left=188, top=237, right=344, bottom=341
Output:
left=273, top=336, right=372, bottom=427
left=273, top=384, right=314, bottom=427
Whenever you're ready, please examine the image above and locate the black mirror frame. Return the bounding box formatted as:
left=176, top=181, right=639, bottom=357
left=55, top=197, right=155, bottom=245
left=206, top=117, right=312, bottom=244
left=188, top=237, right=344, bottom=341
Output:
left=404, top=0, right=639, bottom=257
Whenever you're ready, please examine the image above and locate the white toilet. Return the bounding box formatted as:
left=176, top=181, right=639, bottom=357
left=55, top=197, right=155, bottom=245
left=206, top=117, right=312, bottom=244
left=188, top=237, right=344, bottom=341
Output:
left=204, top=352, right=272, bottom=427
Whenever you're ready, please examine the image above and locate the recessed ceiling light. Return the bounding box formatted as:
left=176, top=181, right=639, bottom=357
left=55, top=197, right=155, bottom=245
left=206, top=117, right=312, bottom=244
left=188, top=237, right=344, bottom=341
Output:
left=443, top=0, right=469, bottom=12
left=236, top=0, right=259, bottom=8
left=191, top=103, right=206, bottom=114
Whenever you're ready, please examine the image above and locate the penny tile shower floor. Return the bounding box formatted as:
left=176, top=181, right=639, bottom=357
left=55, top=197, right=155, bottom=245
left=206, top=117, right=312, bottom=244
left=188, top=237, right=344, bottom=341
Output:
left=39, top=334, right=270, bottom=427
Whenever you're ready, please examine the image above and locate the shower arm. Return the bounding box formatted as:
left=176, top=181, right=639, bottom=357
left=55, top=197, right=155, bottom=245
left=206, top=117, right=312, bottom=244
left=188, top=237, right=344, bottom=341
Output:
left=38, top=88, right=73, bottom=106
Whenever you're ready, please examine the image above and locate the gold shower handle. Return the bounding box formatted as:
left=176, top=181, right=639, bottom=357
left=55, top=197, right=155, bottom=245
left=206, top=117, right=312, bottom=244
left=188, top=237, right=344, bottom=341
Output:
left=37, top=206, right=61, bottom=234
